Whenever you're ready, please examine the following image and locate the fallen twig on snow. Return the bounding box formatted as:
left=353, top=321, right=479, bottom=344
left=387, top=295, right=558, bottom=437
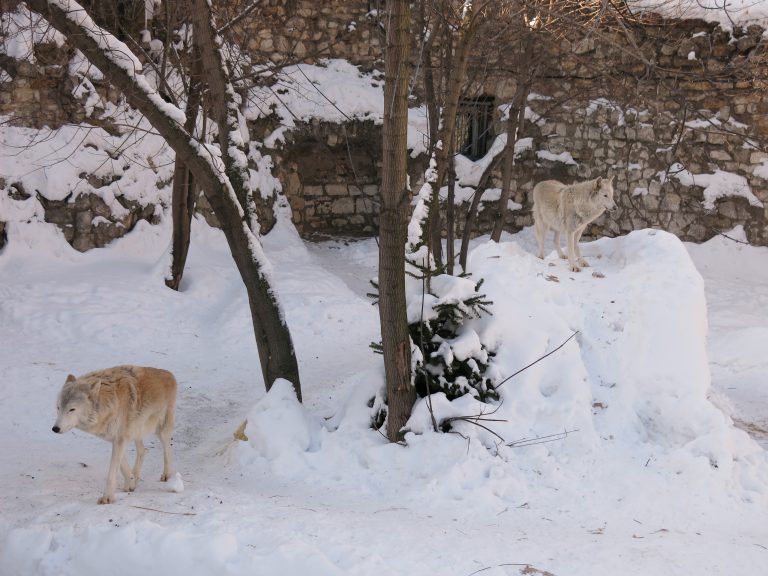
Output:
left=129, top=505, right=196, bottom=516
left=507, top=429, right=579, bottom=448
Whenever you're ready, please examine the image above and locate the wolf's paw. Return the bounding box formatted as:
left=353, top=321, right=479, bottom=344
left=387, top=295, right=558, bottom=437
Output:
left=97, top=494, right=115, bottom=505
left=558, top=253, right=568, bottom=260
left=160, top=473, right=169, bottom=482
left=569, top=264, right=582, bottom=273
left=578, top=258, right=590, bottom=268
left=123, top=480, right=137, bottom=492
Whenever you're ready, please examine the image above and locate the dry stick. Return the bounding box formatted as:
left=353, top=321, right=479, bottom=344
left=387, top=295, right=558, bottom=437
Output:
left=129, top=505, right=196, bottom=516
left=494, top=331, right=579, bottom=390
left=507, top=428, right=579, bottom=448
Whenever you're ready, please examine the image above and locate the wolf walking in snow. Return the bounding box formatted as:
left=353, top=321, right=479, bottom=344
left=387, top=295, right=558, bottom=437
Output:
left=52, top=365, right=177, bottom=504
left=532, top=176, right=617, bottom=272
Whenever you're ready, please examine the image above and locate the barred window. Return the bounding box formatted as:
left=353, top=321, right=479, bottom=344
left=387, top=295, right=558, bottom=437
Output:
left=454, top=96, right=495, bottom=161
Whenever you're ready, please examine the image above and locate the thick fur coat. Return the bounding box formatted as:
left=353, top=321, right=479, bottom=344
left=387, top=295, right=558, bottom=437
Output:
left=532, top=176, right=617, bottom=272
left=53, top=365, right=177, bottom=504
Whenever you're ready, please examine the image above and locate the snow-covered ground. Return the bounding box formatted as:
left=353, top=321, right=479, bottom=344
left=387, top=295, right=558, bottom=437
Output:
left=0, top=215, right=766, bottom=576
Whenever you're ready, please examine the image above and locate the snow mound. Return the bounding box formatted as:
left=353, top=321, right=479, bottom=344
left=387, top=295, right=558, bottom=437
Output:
left=235, top=379, right=323, bottom=467
left=167, top=472, right=185, bottom=493
left=465, top=231, right=765, bottom=480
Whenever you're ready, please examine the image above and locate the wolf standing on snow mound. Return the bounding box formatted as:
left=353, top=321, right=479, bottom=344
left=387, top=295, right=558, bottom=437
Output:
left=532, top=176, right=617, bottom=272
left=52, top=365, right=177, bottom=504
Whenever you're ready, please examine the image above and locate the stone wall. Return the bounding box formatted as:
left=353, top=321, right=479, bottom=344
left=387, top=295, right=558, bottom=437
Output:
left=269, top=120, right=383, bottom=237
left=2, top=2, right=767, bottom=248
left=235, top=0, right=383, bottom=68
left=269, top=16, right=767, bottom=245
left=477, top=18, right=768, bottom=244
left=1, top=179, right=161, bottom=252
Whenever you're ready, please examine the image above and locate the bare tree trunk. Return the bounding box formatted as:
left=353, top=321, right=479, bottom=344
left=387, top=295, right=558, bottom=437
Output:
left=491, top=36, right=534, bottom=243
left=166, top=65, right=202, bottom=291
left=29, top=0, right=302, bottom=400
left=380, top=0, right=414, bottom=442
left=445, top=145, right=456, bottom=275
left=426, top=11, right=474, bottom=270
left=490, top=88, right=528, bottom=242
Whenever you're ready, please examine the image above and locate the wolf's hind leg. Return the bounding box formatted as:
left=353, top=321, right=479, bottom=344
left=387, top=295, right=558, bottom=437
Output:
left=119, top=455, right=135, bottom=492
left=158, top=413, right=174, bottom=482
left=129, top=440, right=145, bottom=491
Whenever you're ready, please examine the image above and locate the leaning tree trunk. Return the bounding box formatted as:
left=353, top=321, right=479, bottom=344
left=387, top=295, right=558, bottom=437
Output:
left=458, top=152, right=502, bottom=272
left=29, top=0, right=302, bottom=400
left=190, top=0, right=301, bottom=400
left=380, top=0, right=414, bottom=442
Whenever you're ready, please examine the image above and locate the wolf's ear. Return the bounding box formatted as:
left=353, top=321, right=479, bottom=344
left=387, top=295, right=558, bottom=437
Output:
left=593, top=177, right=602, bottom=192
left=66, top=374, right=76, bottom=384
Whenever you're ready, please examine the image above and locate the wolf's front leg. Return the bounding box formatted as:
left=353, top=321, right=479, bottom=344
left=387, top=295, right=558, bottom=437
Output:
left=99, top=439, right=126, bottom=504
left=567, top=232, right=581, bottom=272
left=574, top=225, right=589, bottom=268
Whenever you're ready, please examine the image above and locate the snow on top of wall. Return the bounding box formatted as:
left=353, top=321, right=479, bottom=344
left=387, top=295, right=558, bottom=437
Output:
left=248, top=59, right=385, bottom=146
left=627, top=0, right=768, bottom=29
left=537, top=150, right=578, bottom=165
left=661, top=162, right=764, bottom=210
left=0, top=112, right=175, bottom=219
left=0, top=5, right=66, bottom=61
left=754, top=159, right=768, bottom=180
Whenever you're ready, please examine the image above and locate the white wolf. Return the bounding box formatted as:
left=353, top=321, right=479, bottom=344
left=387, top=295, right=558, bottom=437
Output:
left=53, top=365, right=177, bottom=504
left=532, top=175, right=617, bottom=272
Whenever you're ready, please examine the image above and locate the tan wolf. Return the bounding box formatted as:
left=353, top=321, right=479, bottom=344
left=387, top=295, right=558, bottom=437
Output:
left=53, top=365, right=177, bottom=504
left=532, top=176, right=617, bottom=272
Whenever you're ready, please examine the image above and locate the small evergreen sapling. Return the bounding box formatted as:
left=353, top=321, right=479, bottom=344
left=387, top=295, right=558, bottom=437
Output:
left=370, top=270, right=498, bottom=426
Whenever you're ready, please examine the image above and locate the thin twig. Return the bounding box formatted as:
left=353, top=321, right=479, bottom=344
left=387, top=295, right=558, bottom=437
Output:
left=495, top=331, right=579, bottom=389
left=216, top=0, right=261, bottom=36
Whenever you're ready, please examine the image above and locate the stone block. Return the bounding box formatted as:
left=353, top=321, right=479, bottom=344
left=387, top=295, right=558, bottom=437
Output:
left=710, top=150, right=732, bottom=162
left=331, top=197, right=354, bottom=214
left=326, top=184, right=348, bottom=196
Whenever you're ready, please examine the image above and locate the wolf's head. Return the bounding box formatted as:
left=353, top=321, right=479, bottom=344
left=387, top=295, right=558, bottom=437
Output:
left=592, top=175, right=617, bottom=212
left=52, top=375, right=99, bottom=434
